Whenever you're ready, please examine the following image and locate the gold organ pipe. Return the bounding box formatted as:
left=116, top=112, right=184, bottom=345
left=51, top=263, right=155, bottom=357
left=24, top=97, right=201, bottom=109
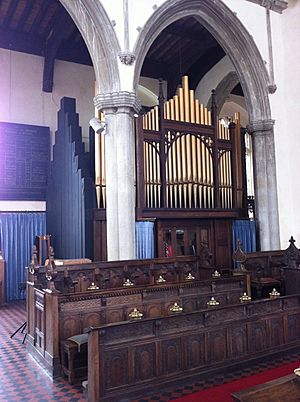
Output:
left=163, top=103, right=167, bottom=119
left=170, top=99, right=175, bottom=120
left=181, top=134, right=187, bottom=208
left=220, top=153, right=224, bottom=208
left=182, top=76, right=190, bottom=123
left=186, top=133, right=192, bottom=208
left=157, top=144, right=161, bottom=207
left=152, top=144, right=157, bottom=208
left=190, top=91, right=195, bottom=123
left=197, top=138, right=203, bottom=207
left=155, top=106, right=159, bottom=131
left=208, top=110, right=212, bottom=126
left=174, top=95, right=180, bottom=121
left=178, top=88, right=185, bottom=122
left=166, top=101, right=170, bottom=120
left=151, top=109, right=155, bottom=131
left=200, top=104, right=204, bottom=124
left=191, top=134, right=197, bottom=207
left=201, top=141, right=207, bottom=208
left=145, top=142, right=148, bottom=207
left=204, top=108, right=208, bottom=125
left=176, top=137, right=181, bottom=208
left=147, top=111, right=151, bottom=130
left=195, top=100, right=200, bottom=124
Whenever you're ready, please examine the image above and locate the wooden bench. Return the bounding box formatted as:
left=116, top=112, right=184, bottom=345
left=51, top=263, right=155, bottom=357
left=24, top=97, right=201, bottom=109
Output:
left=60, top=336, right=88, bottom=384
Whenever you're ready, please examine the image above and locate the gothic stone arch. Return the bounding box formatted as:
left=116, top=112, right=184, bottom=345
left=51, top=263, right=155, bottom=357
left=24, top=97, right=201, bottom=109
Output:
left=59, top=0, right=120, bottom=93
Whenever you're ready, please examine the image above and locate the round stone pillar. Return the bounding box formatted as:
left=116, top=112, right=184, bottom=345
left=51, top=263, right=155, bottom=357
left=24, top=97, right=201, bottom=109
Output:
left=94, top=92, right=141, bottom=260
left=247, top=120, right=280, bottom=250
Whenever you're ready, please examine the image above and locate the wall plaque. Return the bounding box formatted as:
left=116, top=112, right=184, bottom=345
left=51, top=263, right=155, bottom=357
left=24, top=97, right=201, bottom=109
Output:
left=0, top=122, right=50, bottom=201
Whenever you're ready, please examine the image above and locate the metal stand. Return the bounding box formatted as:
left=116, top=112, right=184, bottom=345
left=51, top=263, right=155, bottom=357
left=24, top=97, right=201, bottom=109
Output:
left=10, top=321, right=27, bottom=344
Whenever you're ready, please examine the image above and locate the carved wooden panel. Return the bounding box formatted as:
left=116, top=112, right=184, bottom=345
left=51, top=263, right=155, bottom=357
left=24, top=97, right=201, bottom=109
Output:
left=106, top=309, right=124, bottom=323
left=207, top=329, right=227, bottom=362
left=268, top=316, right=284, bottom=347
left=134, top=343, right=156, bottom=382
left=249, top=320, right=267, bottom=352
left=104, top=348, right=129, bottom=389
left=60, top=315, right=81, bottom=339
left=161, top=338, right=182, bottom=374
left=146, top=304, right=163, bottom=318
left=229, top=324, right=248, bottom=358
left=186, top=333, right=205, bottom=369
left=287, top=313, right=300, bottom=342
left=82, top=312, right=102, bottom=329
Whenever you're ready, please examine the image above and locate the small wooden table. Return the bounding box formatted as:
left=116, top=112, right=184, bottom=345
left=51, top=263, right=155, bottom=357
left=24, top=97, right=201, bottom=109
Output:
left=232, top=374, right=300, bottom=402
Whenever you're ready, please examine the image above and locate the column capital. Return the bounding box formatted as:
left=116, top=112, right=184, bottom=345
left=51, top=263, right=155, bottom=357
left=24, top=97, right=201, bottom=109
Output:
left=247, top=119, right=275, bottom=134
left=94, top=91, right=141, bottom=115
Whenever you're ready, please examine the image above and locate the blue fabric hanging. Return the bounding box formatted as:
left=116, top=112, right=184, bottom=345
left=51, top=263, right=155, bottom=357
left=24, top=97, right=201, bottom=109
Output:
left=0, top=212, right=46, bottom=301
left=232, top=219, right=257, bottom=253
left=136, top=221, right=155, bottom=259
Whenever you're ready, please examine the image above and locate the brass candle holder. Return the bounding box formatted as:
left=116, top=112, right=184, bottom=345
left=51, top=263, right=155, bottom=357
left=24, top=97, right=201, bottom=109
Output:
left=123, top=278, right=134, bottom=287
left=87, top=282, right=99, bottom=290
left=212, top=270, right=221, bottom=278
left=128, top=308, right=143, bottom=320
left=240, top=292, right=251, bottom=303
left=185, top=272, right=195, bottom=281
left=269, top=288, right=280, bottom=299
left=169, top=302, right=183, bottom=313
left=156, top=275, right=166, bottom=284
left=207, top=296, right=220, bottom=307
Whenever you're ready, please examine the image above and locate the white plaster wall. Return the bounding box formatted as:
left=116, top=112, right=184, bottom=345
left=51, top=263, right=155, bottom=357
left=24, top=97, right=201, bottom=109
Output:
left=271, top=0, right=300, bottom=248
left=195, top=56, right=235, bottom=105
left=0, top=49, right=95, bottom=210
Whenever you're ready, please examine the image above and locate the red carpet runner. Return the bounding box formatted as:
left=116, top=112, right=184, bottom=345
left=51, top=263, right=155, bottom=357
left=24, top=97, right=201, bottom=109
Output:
left=175, top=361, right=300, bottom=402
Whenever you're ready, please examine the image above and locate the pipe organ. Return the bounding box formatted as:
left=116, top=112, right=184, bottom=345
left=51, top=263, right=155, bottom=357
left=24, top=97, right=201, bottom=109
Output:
left=93, top=76, right=248, bottom=263
left=139, top=76, right=244, bottom=211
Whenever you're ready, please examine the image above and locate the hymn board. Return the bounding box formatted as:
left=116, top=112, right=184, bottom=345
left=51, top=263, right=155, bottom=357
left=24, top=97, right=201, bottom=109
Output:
left=0, top=122, right=50, bottom=201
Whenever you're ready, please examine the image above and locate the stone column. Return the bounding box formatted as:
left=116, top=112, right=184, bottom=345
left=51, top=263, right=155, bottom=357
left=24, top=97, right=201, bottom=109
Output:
left=247, top=120, right=280, bottom=250
left=94, top=92, right=141, bottom=260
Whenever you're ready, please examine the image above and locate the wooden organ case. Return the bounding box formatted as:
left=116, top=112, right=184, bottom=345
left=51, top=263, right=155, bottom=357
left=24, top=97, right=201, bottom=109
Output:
left=93, top=76, right=248, bottom=267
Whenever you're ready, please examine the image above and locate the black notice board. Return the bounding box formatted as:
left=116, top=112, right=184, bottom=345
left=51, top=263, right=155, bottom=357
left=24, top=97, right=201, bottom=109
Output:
left=0, top=122, right=50, bottom=201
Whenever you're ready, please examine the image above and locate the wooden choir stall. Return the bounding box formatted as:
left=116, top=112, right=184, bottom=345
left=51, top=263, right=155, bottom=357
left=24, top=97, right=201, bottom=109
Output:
left=26, top=238, right=300, bottom=401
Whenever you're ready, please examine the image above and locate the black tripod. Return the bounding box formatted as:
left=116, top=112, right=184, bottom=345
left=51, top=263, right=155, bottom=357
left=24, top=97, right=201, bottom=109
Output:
left=10, top=321, right=27, bottom=344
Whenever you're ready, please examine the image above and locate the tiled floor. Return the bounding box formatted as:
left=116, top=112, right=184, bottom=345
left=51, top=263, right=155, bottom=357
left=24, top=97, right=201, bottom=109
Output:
left=1, top=301, right=300, bottom=402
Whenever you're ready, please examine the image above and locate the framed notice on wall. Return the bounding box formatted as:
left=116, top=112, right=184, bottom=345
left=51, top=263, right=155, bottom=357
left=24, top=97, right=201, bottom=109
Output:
left=0, top=122, right=50, bottom=201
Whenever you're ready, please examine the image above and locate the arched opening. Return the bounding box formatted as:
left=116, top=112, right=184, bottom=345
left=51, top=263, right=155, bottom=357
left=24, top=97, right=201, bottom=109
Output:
left=132, top=0, right=277, bottom=261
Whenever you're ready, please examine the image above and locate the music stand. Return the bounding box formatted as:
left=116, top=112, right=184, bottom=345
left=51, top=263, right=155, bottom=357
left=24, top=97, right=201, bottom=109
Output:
left=10, top=283, right=27, bottom=343
left=10, top=321, right=27, bottom=344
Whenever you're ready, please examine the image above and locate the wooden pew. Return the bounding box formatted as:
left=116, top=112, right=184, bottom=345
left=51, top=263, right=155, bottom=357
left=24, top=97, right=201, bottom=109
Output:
left=86, top=294, right=300, bottom=402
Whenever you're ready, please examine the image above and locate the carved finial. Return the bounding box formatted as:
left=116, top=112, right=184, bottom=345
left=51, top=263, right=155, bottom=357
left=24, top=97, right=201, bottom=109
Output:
left=45, top=246, right=58, bottom=292
left=284, top=236, right=300, bottom=268
left=289, top=236, right=296, bottom=246
left=28, top=245, right=39, bottom=276
left=232, top=239, right=247, bottom=270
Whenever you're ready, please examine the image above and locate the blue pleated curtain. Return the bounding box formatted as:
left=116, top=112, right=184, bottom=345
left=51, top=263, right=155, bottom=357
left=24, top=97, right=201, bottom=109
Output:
left=136, top=221, right=155, bottom=259
left=232, top=219, right=257, bottom=254
left=0, top=212, right=46, bottom=301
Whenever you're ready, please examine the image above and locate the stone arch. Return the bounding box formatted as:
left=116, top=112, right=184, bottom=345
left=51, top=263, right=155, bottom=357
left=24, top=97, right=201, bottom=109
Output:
left=59, top=0, right=120, bottom=93
left=207, top=71, right=240, bottom=112
left=133, top=0, right=271, bottom=124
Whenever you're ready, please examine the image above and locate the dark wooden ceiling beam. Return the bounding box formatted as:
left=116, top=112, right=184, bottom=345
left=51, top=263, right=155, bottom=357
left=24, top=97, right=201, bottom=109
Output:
left=3, top=0, right=19, bottom=28
left=18, top=0, right=34, bottom=29
left=163, top=22, right=206, bottom=43
left=29, top=0, right=50, bottom=34
left=0, top=27, right=43, bottom=54
left=141, top=58, right=170, bottom=80
left=42, top=10, right=71, bottom=92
